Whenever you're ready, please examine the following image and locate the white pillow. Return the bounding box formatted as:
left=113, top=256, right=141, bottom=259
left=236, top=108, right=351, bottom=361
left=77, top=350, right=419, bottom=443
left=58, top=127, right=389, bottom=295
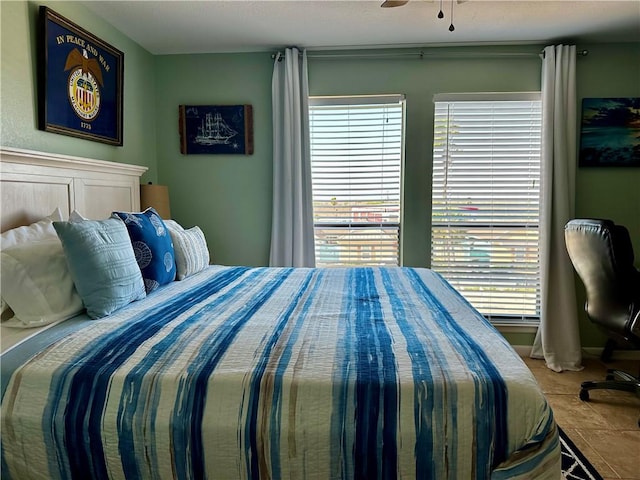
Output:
left=169, top=226, right=210, bottom=280
left=164, top=219, right=185, bottom=232
left=0, top=207, right=63, bottom=250
left=69, top=210, right=88, bottom=222
left=1, top=208, right=64, bottom=316
left=0, top=238, right=84, bottom=328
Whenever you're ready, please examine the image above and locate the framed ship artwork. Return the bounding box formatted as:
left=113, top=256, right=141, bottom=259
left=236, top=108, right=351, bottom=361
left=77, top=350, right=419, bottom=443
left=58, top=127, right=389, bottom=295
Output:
left=39, top=7, right=123, bottom=146
left=179, top=105, right=254, bottom=155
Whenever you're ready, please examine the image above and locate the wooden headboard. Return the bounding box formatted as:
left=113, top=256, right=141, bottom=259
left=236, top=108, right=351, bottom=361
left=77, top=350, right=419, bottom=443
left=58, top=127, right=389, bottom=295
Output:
left=1, top=147, right=148, bottom=233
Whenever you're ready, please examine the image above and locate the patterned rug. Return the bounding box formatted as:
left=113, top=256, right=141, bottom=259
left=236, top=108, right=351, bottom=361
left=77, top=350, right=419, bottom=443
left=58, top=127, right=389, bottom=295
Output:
left=560, top=427, right=603, bottom=480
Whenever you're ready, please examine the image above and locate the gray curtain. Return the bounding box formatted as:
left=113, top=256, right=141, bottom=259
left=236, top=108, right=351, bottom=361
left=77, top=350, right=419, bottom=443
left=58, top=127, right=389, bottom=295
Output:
left=269, top=48, right=316, bottom=267
left=531, top=44, right=583, bottom=372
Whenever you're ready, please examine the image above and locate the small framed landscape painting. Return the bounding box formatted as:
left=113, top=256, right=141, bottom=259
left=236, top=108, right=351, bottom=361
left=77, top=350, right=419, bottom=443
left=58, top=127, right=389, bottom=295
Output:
left=579, top=98, right=640, bottom=167
left=179, top=105, right=254, bottom=155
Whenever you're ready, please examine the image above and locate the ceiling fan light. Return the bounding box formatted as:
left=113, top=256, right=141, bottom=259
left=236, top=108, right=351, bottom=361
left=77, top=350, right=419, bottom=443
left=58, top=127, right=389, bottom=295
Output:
left=380, top=0, right=409, bottom=7
left=382, top=0, right=460, bottom=32
left=449, top=0, right=455, bottom=31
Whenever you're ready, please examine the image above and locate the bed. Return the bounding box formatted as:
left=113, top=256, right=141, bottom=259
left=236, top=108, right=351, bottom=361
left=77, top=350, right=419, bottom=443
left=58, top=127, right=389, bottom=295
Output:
left=0, top=148, right=561, bottom=479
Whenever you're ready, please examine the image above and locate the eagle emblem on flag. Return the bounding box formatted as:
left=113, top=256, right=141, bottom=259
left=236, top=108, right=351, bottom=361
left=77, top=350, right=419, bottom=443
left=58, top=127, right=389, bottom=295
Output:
left=64, top=48, right=103, bottom=121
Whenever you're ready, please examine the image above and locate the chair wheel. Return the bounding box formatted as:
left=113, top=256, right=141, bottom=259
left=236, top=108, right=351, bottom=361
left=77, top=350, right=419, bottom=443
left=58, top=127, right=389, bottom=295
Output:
left=579, top=389, right=590, bottom=401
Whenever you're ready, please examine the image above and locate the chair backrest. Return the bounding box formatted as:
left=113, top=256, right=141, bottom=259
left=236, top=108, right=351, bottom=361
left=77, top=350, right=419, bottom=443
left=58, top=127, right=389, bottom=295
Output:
left=565, top=219, right=640, bottom=343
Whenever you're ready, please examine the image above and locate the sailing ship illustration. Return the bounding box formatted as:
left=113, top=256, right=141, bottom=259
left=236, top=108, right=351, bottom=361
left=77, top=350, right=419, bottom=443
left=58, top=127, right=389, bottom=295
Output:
left=195, top=112, right=237, bottom=145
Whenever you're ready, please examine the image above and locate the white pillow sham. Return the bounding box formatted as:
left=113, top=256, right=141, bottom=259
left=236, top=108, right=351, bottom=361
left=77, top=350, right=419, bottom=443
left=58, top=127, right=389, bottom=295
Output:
left=0, top=238, right=83, bottom=328
left=1, top=208, right=64, bottom=316
left=0, top=207, right=63, bottom=250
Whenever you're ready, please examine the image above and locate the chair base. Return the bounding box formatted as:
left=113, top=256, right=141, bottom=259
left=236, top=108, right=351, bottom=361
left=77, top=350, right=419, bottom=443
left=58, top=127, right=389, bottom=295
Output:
left=579, top=369, right=640, bottom=427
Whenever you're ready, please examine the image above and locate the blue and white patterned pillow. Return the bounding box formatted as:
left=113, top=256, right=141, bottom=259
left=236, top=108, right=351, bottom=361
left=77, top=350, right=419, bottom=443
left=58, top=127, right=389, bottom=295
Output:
left=112, top=208, right=176, bottom=293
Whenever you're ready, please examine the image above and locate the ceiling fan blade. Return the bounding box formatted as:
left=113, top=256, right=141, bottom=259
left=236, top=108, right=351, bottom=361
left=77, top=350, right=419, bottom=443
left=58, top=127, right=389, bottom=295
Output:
left=381, top=0, right=409, bottom=8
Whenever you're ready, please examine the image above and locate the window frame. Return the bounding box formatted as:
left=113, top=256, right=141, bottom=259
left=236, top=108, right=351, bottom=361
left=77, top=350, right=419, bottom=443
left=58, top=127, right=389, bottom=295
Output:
left=431, top=92, right=542, bottom=325
left=309, top=94, right=406, bottom=268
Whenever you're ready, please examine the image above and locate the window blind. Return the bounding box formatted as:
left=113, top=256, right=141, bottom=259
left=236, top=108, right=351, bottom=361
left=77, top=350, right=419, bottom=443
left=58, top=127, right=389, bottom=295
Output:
left=431, top=93, right=542, bottom=323
left=309, top=95, right=405, bottom=267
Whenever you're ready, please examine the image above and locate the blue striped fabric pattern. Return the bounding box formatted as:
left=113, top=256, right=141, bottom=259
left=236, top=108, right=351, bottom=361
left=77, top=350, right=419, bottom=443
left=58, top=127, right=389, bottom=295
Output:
left=1, top=266, right=560, bottom=479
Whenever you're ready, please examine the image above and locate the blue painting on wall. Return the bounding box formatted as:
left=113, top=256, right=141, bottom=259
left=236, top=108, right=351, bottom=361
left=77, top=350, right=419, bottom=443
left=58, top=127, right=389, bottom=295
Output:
left=579, top=98, right=640, bottom=167
left=179, top=105, right=254, bottom=155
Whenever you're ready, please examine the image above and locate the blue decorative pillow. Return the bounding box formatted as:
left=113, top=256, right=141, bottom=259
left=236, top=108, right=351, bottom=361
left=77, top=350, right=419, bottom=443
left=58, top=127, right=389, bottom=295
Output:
left=53, top=218, right=146, bottom=319
left=112, top=208, right=176, bottom=293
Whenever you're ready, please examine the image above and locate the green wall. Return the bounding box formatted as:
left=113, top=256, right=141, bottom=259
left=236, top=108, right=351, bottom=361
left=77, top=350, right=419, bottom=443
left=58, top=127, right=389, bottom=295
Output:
left=155, top=46, right=544, bottom=267
left=155, top=44, right=639, bottom=348
left=2, top=1, right=639, bottom=347
left=154, top=53, right=274, bottom=267
left=0, top=1, right=157, bottom=182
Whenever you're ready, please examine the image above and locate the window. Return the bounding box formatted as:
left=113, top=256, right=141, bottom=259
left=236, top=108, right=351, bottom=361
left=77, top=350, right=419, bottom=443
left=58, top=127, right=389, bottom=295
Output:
left=309, top=95, right=405, bottom=267
left=431, top=93, right=542, bottom=323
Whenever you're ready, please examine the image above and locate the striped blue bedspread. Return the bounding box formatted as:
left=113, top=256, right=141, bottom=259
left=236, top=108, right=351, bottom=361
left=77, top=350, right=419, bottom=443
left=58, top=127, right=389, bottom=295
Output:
left=1, top=266, right=560, bottom=479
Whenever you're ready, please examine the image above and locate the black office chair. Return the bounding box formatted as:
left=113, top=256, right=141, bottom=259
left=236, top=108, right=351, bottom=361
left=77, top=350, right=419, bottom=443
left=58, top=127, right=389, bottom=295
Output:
left=564, top=219, right=640, bottom=425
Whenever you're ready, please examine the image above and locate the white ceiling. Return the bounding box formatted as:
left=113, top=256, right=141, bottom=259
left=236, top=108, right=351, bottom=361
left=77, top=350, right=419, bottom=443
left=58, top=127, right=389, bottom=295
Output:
left=82, top=0, right=640, bottom=55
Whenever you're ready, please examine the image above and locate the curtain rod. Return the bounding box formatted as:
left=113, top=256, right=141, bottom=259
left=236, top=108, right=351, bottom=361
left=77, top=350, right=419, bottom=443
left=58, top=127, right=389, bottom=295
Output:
left=271, top=49, right=589, bottom=61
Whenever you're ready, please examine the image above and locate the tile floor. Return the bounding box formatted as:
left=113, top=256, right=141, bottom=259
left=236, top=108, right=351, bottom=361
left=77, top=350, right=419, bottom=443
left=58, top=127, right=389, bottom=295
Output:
left=523, top=354, right=640, bottom=480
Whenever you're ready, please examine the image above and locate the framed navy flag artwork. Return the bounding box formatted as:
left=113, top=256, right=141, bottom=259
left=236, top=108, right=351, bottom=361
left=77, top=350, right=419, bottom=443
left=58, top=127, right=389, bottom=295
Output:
left=39, top=7, right=123, bottom=146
